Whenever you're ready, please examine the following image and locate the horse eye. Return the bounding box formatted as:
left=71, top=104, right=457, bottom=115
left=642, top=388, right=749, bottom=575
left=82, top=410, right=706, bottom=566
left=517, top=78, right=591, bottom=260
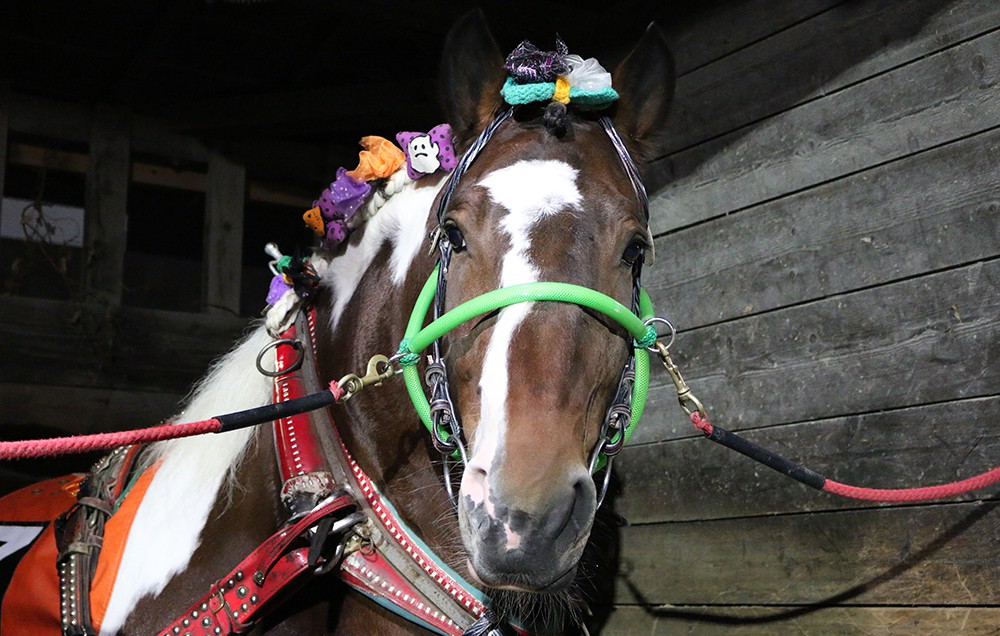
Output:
left=446, top=225, right=467, bottom=252
left=621, top=239, right=645, bottom=267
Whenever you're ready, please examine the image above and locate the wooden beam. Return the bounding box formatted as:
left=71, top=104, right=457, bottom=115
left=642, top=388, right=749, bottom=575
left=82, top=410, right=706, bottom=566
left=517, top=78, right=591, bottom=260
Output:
left=203, top=152, right=245, bottom=315
left=0, top=85, right=7, bottom=265
left=0, top=85, right=9, bottom=203
left=617, top=501, right=1000, bottom=605
left=7, top=142, right=311, bottom=208
left=604, top=605, right=1000, bottom=635
left=84, top=104, right=131, bottom=305
left=0, top=295, right=246, bottom=393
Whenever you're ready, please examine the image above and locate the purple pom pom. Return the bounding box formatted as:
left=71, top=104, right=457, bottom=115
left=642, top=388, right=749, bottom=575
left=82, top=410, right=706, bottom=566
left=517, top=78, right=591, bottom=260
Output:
left=321, top=218, right=349, bottom=250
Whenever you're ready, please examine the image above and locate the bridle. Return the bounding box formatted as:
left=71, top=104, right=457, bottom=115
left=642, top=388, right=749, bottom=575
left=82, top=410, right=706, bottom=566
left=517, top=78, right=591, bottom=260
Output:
left=392, top=105, right=662, bottom=506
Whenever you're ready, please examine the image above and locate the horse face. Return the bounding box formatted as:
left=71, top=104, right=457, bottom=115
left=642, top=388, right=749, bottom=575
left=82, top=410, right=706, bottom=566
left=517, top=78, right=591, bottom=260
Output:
left=437, top=14, right=675, bottom=593
left=441, top=123, right=643, bottom=590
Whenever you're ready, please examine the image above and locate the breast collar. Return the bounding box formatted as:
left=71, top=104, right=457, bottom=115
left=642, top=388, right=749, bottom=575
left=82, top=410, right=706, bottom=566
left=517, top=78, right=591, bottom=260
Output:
left=270, top=309, right=499, bottom=636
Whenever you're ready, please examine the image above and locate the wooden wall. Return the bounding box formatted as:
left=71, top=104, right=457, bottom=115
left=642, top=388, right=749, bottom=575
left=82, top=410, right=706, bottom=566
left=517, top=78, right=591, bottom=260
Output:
left=0, top=95, right=275, bottom=466
left=604, top=0, right=1000, bottom=633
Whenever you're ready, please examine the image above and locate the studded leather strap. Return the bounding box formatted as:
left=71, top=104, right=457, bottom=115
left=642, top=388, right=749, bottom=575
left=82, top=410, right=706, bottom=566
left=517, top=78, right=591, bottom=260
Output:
left=158, top=492, right=356, bottom=636
left=271, top=320, right=339, bottom=516
left=56, top=445, right=145, bottom=636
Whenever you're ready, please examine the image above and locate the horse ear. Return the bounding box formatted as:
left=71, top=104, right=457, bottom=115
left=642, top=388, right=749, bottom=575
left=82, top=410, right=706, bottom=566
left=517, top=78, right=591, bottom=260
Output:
left=612, top=23, right=676, bottom=165
left=439, top=10, right=506, bottom=148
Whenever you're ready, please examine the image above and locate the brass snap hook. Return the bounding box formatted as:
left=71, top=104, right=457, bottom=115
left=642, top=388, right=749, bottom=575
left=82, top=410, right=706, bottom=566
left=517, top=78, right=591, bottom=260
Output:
left=654, top=341, right=706, bottom=418
left=335, top=355, right=396, bottom=401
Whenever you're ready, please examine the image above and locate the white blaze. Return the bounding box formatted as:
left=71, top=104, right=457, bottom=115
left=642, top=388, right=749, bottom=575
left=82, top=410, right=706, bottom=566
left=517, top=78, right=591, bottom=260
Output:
left=468, top=159, right=581, bottom=485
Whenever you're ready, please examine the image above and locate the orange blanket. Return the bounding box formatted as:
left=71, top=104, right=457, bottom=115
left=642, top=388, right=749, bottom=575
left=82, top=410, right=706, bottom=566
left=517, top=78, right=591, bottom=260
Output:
left=0, top=467, right=157, bottom=635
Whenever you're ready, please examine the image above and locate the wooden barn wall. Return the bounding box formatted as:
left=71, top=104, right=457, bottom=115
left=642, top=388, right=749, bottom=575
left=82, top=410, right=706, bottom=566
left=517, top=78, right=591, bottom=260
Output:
left=604, top=0, right=1000, bottom=633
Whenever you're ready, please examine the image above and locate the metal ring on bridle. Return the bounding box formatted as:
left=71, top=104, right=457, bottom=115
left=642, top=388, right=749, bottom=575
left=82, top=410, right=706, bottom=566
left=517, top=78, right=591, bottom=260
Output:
left=255, top=338, right=304, bottom=377
left=644, top=316, right=676, bottom=352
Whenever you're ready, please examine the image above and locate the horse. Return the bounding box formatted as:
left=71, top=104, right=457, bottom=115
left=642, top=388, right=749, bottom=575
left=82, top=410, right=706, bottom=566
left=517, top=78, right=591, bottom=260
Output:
left=0, top=12, right=675, bottom=635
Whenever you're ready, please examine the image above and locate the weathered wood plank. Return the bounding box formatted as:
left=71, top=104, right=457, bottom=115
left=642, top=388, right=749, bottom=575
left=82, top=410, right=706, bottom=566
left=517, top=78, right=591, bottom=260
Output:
left=615, top=501, right=1000, bottom=606
left=0, top=296, right=246, bottom=393
left=203, top=152, right=246, bottom=315
left=0, top=383, right=180, bottom=435
left=633, top=259, right=1000, bottom=445
left=663, top=0, right=844, bottom=75
left=7, top=142, right=311, bottom=208
left=602, top=605, right=1000, bottom=635
left=647, top=125, right=1000, bottom=328
left=616, top=396, right=1000, bottom=524
left=649, top=26, right=1000, bottom=235
left=83, top=103, right=131, bottom=305
left=0, top=84, right=9, bottom=203
left=654, top=0, right=999, bottom=175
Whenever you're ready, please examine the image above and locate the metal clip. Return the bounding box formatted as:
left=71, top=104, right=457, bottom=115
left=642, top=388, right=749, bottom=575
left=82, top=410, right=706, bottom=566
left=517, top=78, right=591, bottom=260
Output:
left=427, top=226, right=443, bottom=257
left=335, top=355, right=396, bottom=401
left=654, top=342, right=706, bottom=418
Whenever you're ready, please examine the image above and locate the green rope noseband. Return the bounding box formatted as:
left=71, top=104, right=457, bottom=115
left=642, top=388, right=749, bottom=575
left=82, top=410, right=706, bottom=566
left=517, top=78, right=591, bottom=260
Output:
left=397, top=266, right=656, bottom=470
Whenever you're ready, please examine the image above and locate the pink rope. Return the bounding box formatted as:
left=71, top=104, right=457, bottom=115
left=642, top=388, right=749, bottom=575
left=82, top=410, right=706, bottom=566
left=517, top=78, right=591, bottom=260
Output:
left=823, top=468, right=1000, bottom=502
left=0, top=419, right=222, bottom=460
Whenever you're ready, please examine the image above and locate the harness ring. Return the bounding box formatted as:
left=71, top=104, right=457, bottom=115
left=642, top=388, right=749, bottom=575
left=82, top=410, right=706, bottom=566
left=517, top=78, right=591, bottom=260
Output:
left=255, top=338, right=304, bottom=377
left=644, top=316, right=676, bottom=352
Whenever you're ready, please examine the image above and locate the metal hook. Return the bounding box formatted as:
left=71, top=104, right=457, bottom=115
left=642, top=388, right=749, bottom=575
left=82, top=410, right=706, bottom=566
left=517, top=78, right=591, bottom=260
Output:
left=335, top=355, right=396, bottom=401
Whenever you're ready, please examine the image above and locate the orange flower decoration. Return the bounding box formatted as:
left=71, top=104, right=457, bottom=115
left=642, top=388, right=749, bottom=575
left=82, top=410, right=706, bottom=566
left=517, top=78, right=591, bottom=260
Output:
left=346, top=136, right=406, bottom=182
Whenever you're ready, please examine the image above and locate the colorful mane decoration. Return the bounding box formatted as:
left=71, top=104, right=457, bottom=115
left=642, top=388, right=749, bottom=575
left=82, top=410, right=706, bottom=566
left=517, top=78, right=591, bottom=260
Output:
left=297, top=127, right=457, bottom=261
left=396, top=123, right=457, bottom=180
left=501, top=38, right=618, bottom=107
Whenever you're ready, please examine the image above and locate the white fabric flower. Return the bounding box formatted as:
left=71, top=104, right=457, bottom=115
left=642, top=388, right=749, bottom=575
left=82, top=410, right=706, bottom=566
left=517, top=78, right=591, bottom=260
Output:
left=565, top=54, right=613, bottom=92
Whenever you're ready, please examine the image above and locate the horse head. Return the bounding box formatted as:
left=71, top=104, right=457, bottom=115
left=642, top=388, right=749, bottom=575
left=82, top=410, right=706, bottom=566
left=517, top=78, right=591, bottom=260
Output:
left=432, top=13, right=676, bottom=593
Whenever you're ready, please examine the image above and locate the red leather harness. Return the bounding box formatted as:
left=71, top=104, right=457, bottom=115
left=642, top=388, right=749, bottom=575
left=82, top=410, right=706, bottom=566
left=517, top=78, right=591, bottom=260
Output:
left=159, top=311, right=489, bottom=635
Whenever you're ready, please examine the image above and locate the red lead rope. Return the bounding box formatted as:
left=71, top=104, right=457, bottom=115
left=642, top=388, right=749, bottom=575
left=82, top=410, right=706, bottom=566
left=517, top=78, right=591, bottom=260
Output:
left=0, top=419, right=223, bottom=460
left=0, top=382, right=344, bottom=461
left=689, top=411, right=1000, bottom=502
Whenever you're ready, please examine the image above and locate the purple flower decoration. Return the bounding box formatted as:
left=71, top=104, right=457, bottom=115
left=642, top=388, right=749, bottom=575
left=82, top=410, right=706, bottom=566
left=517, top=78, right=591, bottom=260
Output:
left=504, top=38, right=570, bottom=84
left=396, top=124, right=457, bottom=180
left=323, top=167, right=371, bottom=220
left=266, top=274, right=292, bottom=305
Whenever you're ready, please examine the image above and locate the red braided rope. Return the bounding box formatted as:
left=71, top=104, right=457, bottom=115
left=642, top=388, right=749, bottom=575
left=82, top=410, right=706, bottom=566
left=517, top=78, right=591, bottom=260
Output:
left=0, top=419, right=222, bottom=460
left=823, top=469, right=1000, bottom=502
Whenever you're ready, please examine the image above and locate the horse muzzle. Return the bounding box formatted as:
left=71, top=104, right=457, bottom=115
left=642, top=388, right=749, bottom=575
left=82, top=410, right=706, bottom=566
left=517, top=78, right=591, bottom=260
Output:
left=458, top=465, right=596, bottom=592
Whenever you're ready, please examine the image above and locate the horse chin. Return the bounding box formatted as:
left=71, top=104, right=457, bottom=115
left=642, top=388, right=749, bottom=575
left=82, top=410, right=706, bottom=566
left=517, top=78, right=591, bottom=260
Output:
left=465, top=557, right=580, bottom=593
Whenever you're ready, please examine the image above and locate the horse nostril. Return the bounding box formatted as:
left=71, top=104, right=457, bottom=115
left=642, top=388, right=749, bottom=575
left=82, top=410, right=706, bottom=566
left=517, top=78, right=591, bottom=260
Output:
left=461, top=465, right=489, bottom=508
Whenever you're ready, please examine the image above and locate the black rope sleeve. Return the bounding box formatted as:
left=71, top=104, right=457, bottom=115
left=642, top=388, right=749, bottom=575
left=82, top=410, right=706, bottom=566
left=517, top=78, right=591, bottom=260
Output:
left=704, top=425, right=827, bottom=491
left=214, top=391, right=336, bottom=432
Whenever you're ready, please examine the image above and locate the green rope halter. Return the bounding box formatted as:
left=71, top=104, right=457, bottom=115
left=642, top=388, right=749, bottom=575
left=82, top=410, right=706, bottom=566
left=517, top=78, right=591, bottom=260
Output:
left=397, top=267, right=656, bottom=469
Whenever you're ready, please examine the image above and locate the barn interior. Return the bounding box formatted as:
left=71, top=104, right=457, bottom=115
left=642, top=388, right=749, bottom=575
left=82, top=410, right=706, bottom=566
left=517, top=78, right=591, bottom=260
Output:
left=2, top=0, right=999, bottom=633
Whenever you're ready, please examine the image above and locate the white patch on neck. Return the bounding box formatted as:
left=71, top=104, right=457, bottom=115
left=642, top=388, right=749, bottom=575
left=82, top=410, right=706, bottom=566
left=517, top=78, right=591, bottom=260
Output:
left=99, top=174, right=443, bottom=634
left=468, top=160, right=581, bottom=476
left=326, top=177, right=444, bottom=331
left=99, top=328, right=273, bottom=635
